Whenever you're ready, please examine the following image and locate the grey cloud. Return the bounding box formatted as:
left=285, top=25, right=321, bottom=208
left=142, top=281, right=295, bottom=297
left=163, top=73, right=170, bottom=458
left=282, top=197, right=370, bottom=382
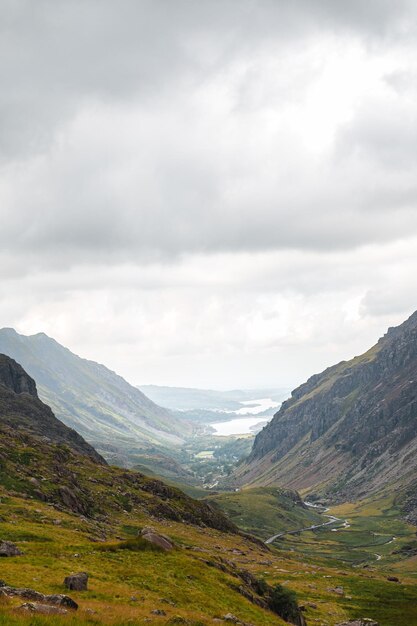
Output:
left=0, top=1, right=417, bottom=390
left=1, top=0, right=416, bottom=160
left=361, top=286, right=417, bottom=317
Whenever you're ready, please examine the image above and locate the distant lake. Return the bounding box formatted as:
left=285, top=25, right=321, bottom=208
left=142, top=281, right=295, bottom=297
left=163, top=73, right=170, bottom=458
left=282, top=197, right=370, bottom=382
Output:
left=211, top=397, right=279, bottom=436
left=233, top=397, right=280, bottom=415
left=211, top=416, right=271, bottom=436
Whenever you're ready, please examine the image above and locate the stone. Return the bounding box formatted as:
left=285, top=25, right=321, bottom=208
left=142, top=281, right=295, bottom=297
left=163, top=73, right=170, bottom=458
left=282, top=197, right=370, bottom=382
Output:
left=47, top=594, right=78, bottom=609
left=387, top=576, right=400, bottom=583
left=0, top=541, right=22, bottom=557
left=19, top=602, right=68, bottom=615
left=151, top=609, right=166, bottom=616
left=64, top=572, right=88, bottom=591
left=141, top=527, right=174, bottom=551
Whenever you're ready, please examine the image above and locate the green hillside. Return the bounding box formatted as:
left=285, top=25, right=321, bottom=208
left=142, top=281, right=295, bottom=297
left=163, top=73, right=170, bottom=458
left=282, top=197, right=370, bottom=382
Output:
left=0, top=328, right=197, bottom=463
left=205, top=487, right=322, bottom=540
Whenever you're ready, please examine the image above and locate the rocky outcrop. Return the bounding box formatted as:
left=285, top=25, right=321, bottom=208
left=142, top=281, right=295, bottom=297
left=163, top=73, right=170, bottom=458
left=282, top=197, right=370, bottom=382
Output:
left=0, top=354, right=37, bottom=396
left=236, top=311, right=417, bottom=501
left=0, top=354, right=104, bottom=463
left=0, top=581, right=78, bottom=609
left=19, top=603, right=69, bottom=615
left=202, top=557, right=305, bottom=626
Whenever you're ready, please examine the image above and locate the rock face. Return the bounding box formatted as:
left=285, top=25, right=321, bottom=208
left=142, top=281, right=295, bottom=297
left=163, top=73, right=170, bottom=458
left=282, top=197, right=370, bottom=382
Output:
left=64, top=572, right=88, bottom=591
left=235, top=311, right=417, bottom=503
left=0, top=355, right=37, bottom=396
left=0, top=353, right=104, bottom=463
left=0, top=540, right=22, bottom=557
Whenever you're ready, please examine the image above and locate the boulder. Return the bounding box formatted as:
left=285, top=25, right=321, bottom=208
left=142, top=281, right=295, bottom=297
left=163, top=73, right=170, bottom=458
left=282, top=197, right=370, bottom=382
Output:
left=0, top=541, right=22, bottom=557
left=141, top=527, right=174, bottom=551
left=64, top=572, right=88, bottom=591
left=19, top=602, right=68, bottom=615
left=47, top=594, right=79, bottom=609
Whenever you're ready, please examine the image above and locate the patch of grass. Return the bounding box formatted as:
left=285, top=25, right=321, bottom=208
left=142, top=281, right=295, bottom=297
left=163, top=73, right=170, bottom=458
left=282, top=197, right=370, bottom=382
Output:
left=205, top=487, right=322, bottom=540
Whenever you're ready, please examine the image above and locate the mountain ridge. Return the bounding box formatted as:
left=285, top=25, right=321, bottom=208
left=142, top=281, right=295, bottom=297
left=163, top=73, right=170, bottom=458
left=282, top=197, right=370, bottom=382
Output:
left=0, top=328, right=197, bottom=463
left=233, top=311, right=417, bottom=511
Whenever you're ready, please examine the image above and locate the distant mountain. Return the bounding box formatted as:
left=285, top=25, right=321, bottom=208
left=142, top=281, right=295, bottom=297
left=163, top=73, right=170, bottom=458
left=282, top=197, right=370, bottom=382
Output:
left=0, top=353, right=103, bottom=463
left=0, top=329, right=196, bottom=463
left=139, top=384, right=289, bottom=422
left=234, top=311, right=417, bottom=508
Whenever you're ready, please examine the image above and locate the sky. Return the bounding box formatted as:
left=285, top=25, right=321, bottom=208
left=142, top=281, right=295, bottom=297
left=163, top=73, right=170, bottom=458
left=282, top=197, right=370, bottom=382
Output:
left=1, top=0, right=417, bottom=390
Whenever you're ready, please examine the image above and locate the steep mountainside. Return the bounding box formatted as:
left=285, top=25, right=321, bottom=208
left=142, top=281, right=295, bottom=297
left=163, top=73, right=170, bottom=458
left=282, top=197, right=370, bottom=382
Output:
left=234, top=311, right=417, bottom=506
left=0, top=329, right=196, bottom=462
left=0, top=353, right=103, bottom=463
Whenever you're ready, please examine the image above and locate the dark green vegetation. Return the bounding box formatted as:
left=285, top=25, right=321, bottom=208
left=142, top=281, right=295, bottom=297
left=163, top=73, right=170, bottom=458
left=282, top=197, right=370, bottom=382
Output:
left=234, top=311, right=417, bottom=526
left=205, top=487, right=322, bottom=540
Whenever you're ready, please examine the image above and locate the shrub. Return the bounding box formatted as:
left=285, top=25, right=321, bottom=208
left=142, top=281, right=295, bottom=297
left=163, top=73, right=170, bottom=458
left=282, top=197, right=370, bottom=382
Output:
left=268, top=583, right=300, bottom=623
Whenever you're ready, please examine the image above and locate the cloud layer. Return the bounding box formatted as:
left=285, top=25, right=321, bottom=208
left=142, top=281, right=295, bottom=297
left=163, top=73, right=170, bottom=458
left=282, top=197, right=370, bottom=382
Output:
left=1, top=1, right=416, bottom=387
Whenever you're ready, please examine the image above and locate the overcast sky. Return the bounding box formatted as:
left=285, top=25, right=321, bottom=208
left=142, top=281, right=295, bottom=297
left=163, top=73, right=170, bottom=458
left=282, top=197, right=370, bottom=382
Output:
left=1, top=0, right=417, bottom=390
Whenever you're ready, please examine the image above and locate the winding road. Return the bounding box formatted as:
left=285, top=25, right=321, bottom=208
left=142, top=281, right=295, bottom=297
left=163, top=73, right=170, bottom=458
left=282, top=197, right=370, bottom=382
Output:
left=265, top=513, right=342, bottom=544
left=265, top=503, right=397, bottom=563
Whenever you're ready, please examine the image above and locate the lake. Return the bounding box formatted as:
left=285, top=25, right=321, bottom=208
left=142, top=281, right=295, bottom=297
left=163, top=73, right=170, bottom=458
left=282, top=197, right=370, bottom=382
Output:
left=211, top=416, right=271, bottom=436
left=211, top=397, right=279, bottom=436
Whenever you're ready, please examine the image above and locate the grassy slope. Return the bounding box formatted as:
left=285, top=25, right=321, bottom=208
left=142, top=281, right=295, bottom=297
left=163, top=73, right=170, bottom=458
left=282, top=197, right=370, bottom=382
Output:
left=205, top=487, right=323, bottom=540
left=1, top=489, right=417, bottom=626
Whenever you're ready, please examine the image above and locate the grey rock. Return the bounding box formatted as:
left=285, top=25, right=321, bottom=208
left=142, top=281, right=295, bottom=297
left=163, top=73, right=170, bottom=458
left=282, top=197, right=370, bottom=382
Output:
left=141, top=527, right=174, bottom=551
left=64, top=572, right=88, bottom=591
left=0, top=541, right=22, bottom=557
left=19, top=602, right=68, bottom=615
